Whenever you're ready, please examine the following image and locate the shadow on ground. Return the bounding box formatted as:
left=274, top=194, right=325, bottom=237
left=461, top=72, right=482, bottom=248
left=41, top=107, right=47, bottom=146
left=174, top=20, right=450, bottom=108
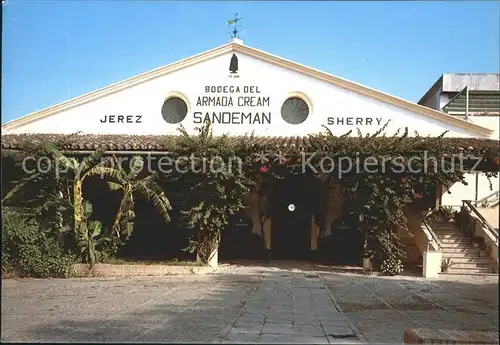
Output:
left=5, top=273, right=261, bottom=343
left=2, top=262, right=498, bottom=343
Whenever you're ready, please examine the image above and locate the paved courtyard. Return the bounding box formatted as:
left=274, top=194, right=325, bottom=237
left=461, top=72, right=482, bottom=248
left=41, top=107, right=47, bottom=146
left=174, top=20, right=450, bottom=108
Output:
left=1, top=261, right=498, bottom=343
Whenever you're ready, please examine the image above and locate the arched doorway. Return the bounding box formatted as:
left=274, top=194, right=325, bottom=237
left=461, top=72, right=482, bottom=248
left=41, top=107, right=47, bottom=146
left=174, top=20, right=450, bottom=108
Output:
left=270, top=174, right=312, bottom=260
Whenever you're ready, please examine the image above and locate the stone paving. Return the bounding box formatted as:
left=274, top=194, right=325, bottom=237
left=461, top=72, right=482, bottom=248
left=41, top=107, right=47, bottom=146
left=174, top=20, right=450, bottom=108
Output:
left=1, top=261, right=498, bottom=343
left=319, top=269, right=498, bottom=343
left=1, top=274, right=260, bottom=343
left=219, top=265, right=362, bottom=344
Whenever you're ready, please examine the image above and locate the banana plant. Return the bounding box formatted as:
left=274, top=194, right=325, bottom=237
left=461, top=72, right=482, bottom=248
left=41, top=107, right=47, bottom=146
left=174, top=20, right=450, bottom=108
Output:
left=69, top=201, right=111, bottom=266
left=86, top=155, right=172, bottom=239
left=42, top=142, right=106, bottom=237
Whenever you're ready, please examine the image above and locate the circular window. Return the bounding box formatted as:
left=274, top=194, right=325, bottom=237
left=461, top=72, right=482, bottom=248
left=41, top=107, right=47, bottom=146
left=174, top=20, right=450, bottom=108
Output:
left=161, top=97, right=188, bottom=124
left=281, top=97, right=309, bottom=124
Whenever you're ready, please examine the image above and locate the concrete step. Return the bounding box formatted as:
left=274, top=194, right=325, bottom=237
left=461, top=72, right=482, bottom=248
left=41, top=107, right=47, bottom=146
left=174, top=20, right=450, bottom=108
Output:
left=444, top=268, right=495, bottom=274
left=433, top=229, right=462, bottom=234
left=432, top=225, right=461, bottom=230
left=440, top=256, right=492, bottom=264
left=433, top=230, right=462, bottom=235
left=432, top=227, right=460, bottom=232
left=439, top=238, right=472, bottom=244
left=438, top=238, right=470, bottom=244
left=436, top=233, right=465, bottom=239
left=439, top=243, right=474, bottom=249
left=441, top=247, right=481, bottom=253
left=448, top=261, right=493, bottom=269
left=431, top=221, right=459, bottom=228
left=441, top=250, right=482, bottom=258
left=432, top=220, right=459, bottom=225
left=435, top=234, right=464, bottom=239
left=440, top=270, right=497, bottom=276
left=439, top=238, right=472, bottom=243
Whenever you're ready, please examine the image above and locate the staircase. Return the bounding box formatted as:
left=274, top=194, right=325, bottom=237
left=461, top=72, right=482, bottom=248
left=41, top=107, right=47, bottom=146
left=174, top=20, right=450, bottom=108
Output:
left=431, top=220, right=496, bottom=274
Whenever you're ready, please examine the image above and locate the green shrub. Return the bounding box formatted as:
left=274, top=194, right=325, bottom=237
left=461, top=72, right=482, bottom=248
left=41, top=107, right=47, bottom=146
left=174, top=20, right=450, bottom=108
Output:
left=375, top=230, right=405, bottom=276
left=2, top=210, right=75, bottom=278
left=380, top=256, right=404, bottom=276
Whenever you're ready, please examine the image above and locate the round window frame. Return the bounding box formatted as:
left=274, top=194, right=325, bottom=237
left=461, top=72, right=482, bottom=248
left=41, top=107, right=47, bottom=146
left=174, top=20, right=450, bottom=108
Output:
left=161, top=92, right=190, bottom=124
left=280, top=92, right=312, bottom=125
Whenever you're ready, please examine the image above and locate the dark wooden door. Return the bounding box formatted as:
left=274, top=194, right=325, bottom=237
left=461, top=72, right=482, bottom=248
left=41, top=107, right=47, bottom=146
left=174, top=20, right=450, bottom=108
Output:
left=270, top=175, right=312, bottom=259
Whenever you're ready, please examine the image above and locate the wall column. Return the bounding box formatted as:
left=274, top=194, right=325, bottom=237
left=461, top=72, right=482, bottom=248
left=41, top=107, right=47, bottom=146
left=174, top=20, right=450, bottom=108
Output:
left=423, top=251, right=442, bottom=278
left=263, top=218, right=271, bottom=250
left=311, top=216, right=318, bottom=250
left=196, top=248, right=218, bottom=268
left=435, top=183, right=442, bottom=208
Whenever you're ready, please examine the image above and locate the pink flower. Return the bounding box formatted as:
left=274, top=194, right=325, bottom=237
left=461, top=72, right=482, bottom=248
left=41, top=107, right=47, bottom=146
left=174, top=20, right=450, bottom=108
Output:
left=259, top=166, right=269, bottom=173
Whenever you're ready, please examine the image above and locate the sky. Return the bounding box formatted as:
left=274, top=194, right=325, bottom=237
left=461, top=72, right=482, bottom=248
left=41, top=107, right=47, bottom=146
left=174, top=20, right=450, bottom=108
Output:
left=2, top=1, right=499, bottom=124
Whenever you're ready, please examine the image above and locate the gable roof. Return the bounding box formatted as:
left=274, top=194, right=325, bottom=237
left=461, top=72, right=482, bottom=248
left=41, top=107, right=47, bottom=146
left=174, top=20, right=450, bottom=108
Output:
left=2, top=39, right=493, bottom=138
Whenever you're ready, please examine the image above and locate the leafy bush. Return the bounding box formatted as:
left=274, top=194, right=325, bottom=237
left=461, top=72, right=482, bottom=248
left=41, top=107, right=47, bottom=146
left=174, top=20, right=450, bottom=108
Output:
left=441, top=257, right=454, bottom=272
left=174, top=124, right=254, bottom=263
left=375, top=230, right=405, bottom=276
left=426, top=206, right=457, bottom=222
left=2, top=209, right=75, bottom=278
left=380, top=257, right=404, bottom=276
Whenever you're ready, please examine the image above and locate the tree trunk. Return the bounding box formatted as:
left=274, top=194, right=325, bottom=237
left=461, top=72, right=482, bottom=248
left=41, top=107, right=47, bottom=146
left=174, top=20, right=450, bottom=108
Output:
left=73, top=180, right=83, bottom=233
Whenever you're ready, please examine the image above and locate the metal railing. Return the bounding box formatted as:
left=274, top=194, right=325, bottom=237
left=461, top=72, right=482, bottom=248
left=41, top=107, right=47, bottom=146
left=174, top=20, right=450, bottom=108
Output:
left=442, top=88, right=500, bottom=117
left=462, top=200, right=499, bottom=243
left=420, top=214, right=441, bottom=251
left=442, top=86, right=469, bottom=119
left=472, top=190, right=500, bottom=208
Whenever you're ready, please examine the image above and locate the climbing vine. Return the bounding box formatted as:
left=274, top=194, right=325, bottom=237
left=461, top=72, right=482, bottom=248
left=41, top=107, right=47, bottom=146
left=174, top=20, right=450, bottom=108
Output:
left=2, top=120, right=498, bottom=273
left=168, top=124, right=255, bottom=263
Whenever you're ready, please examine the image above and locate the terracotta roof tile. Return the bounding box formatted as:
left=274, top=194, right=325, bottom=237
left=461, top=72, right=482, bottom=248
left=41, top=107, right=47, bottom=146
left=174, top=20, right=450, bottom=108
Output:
left=1, top=133, right=499, bottom=159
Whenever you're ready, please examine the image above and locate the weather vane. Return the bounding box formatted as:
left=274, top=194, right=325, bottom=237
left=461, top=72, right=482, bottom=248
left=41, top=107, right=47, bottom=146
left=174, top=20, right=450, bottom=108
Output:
left=227, top=13, right=243, bottom=39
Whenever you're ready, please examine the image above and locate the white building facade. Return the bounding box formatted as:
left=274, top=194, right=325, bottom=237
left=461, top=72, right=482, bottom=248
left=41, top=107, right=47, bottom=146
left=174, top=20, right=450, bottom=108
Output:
left=3, top=39, right=494, bottom=139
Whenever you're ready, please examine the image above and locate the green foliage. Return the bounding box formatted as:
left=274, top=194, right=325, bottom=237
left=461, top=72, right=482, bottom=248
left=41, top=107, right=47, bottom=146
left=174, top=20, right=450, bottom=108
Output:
left=2, top=142, right=76, bottom=238
left=2, top=209, right=75, bottom=278
left=86, top=155, right=172, bottom=239
left=173, top=123, right=254, bottom=262
left=310, top=123, right=481, bottom=275
left=40, top=143, right=106, bottom=238
left=426, top=206, right=457, bottom=222
left=441, top=257, right=454, bottom=271
left=375, top=230, right=405, bottom=275
left=2, top=123, right=498, bottom=273
left=70, top=201, right=123, bottom=266
left=4, top=142, right=170, bottom=266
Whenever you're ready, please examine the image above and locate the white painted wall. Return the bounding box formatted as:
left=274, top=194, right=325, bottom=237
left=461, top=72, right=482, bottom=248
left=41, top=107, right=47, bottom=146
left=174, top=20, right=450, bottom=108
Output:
left=441, top=173, right=499, bottom=207
left=420, top=87, right=442, bottom=111
left=475, top=206, right=499, bottom=229
left=4, top=51, right=480, bottom=138
left=468, top=116, right=500, bottom=140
